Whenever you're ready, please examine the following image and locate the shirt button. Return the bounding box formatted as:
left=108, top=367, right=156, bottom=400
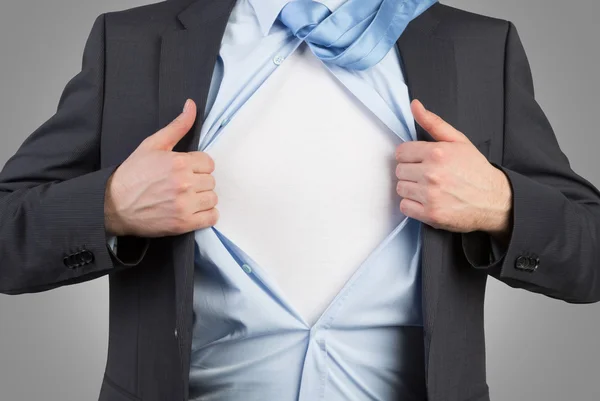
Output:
left=241, top=264, right=253, bottom=274
left=174, top=328, right=178, bottom=338
left=273, top=55, right=284, bottom=65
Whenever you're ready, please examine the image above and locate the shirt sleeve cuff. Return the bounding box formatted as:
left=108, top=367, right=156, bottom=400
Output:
left=107, top=235, right=118, bottom=254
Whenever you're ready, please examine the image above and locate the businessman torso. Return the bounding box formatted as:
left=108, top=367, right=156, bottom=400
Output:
left=5, top=0, right=599, bottom=400
left=97, top=2, right=500, bottom=400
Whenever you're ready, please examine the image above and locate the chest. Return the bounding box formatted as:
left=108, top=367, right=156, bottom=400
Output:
left=202, top=43, right=409, bottom=324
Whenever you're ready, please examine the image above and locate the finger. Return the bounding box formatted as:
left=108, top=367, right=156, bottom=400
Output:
left=396, top=180, right=426, bottom=204
left=142, top=99, right=197, bottom=151
left=399, top=197, right=426, bottom=221
left=395, top=162, right=424, bottom=182
left=411, top=99, right=469, bottom=143
left=187, top=208, right=220, bottom=231
left=187, top=151, right=215, bottom=174
left=395, top=140, right=431, bottom=163
left=192, top=174, right=216, bottom=193
left=193, top=190, right=219, bottom=213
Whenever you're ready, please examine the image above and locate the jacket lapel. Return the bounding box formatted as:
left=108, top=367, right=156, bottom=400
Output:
left=395, top=1, right=458, bottom=385
left=157, top=0, right=237, bottom=394
left=158, top=0, right=238, bottom=152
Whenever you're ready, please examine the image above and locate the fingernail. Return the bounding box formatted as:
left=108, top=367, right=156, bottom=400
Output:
left=183, top=99, right=191, bottom=113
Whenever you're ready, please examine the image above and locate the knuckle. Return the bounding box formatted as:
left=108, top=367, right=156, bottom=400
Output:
left=204, top=153, right=215, bottom=173
left=173, top=197, right=189, bottom=215
left=423, top=170, right=441, bottom=185
left=396, top=181, right=403, bottom=195
left=171, top=153, right=189, bottom=171
left=172, top=175, right=191, bottom=194
left=206, top=174, right=216, bottom=189
left=399, top=198, right=408, bottom=214
left=193, top=152, right=215, bottom=173
left=203, top=191, right=218, bottom=208
left=395, top=144, right=404, bottom=160
left=429, top=146, right=446, bottom=162
left=179, top=180, right=193, bottom=193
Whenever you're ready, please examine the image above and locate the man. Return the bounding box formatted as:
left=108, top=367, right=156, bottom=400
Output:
left=1, top=0, right=599, bottom=400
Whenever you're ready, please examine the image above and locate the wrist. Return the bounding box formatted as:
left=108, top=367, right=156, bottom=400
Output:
left=482, top=167, right=513, bottom=238
left=104, top=172, right=129, bottom=237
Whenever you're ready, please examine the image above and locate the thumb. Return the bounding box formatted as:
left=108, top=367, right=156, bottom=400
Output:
left=411, top=99, right=469, bottom=143
left=141, top=99, right=197, bottom=151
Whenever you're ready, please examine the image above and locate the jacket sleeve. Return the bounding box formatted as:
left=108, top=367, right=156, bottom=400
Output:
left=0, top=13, right=149, bottom=295
left=460, top=21, right=600, bottom=304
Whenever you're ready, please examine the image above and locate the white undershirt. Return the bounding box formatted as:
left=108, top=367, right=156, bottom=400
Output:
left=207, top=43, right=403, bottom=326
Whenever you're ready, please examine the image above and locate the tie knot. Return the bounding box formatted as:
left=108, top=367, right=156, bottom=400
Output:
left=276, top=0, right=439, bottom=70
left=277, top=0, right=332, bottom=39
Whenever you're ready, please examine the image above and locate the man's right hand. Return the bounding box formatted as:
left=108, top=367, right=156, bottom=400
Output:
left=104, top=99, right=219, bottom=237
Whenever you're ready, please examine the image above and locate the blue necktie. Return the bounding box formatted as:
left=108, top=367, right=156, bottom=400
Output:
left=277, top=0, right=438, bottom=70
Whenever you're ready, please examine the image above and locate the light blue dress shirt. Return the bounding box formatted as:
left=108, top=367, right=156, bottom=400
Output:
left=189, top=0, right=426, bottom=399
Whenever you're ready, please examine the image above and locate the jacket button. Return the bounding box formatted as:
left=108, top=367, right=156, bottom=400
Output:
left=81, top=250, right=94, bottom=264
left=515, top=255, right=533, bottom=271
left=64, top=254, right=78, bottom=269
left=74, top=252, right=85, bottom=266
left=63, top=250, right=94, bottom=269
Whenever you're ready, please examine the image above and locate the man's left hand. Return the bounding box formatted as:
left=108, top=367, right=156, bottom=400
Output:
left=395, top=99, right=513, bottom=241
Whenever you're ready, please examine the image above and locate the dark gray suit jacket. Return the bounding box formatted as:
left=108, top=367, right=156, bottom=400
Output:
left=1, top=1, right=599, bottom=400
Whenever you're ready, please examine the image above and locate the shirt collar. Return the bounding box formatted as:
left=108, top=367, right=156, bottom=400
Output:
left=248, top=0, right=348, bottom=37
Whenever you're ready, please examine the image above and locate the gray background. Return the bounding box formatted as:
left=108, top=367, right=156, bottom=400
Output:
left=0, top=0, right=599, bottom=400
